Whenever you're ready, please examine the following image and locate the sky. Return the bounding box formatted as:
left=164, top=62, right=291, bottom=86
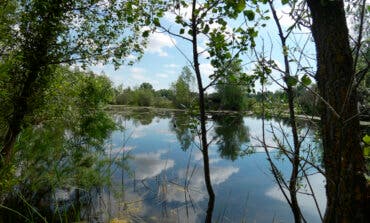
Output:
left=89, top=2, right=315, bottom=93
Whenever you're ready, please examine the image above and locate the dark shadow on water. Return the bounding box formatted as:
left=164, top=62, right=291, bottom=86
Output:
left=213, top=114, right=250, bottom=161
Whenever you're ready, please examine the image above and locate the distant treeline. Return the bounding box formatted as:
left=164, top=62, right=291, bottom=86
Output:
left=111, top=64, right=369, bottom=119
left=110, top=67, right=332, bottom=116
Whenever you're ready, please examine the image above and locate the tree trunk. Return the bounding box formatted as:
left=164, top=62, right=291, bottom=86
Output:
left=0, top=1, right=63, bottom=165
left=1, top=66, right=39, bottom=164
left=1, top=119, right=22, bottom=163
left=191, top=1, right=215, bottom=222
left=307, top=1, right=368, bottom=222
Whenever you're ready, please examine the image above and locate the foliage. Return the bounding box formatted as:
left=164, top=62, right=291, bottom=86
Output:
left=170, top=66, right=196, bottom=109
left=0, top=66, right=116, bottom=220
left=215, top=60, right=250, bottom=111
left=169, top=113, right=196, bottom=151
left=112, top=67, right=196, bottom=109
left=1, top=0, right=161, bottom=66
left=114, top=83, right=169, bottom=108
left=295, top=84, right=320, bottom=116
left=0, top=0, right=163, bottom=164
left=213, top=114, right=250, bottom=161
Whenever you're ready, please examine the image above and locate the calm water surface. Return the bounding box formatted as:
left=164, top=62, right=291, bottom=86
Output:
left=101, top=110, right=325, bottom=223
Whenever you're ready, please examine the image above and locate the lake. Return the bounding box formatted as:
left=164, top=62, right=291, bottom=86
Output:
left=94, top=109, right=326, bottom=223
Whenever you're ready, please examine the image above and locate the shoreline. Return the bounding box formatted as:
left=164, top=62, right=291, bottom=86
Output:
left=106, top=105, right=370, bottom=126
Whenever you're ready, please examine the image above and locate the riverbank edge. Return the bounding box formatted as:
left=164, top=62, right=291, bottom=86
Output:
left=106, top=105, right=370, bottom=126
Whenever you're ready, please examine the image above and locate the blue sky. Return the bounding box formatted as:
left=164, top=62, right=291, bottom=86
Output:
left=90, top=2, right=315, bottom=92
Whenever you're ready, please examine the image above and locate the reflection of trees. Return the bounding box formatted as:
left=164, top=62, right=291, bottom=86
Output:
left=213, top=114, right=250, bottom=161
left=2, top=72, right=116, bottom=222
left=116, top=109, right=173, bottom=126
left=169, top=112, right=195, bottom=151
left=123, top=111, right=156, bottom=126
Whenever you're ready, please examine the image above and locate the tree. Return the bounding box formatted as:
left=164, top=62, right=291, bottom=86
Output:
left=159, top=1, right=255, bottom=221
left=0, top=67, right=116, bottom=221
left=169, top=113, right=195, bottom=151
left=213, top=114, right=250, bottom=161
left=171, top=66, right=195, bottom=108
left=156, top=89, right=174, bottom=101
left=0, top=0, right=159, bottom=164
left=215, top=59, right=248, bottom=111
left=296, top=84, right=319, bottom=116
left=139, top=82, right=154, bottom=91
left=135, top=87, right=154, bottom=106
left=307, top=1, right=368, bottom=222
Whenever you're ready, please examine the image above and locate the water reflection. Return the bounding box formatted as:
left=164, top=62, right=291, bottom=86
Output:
left=130, top=150, right=175, bottom=180
left=265, top=173, right=326, bottom=217
left=108, top=111, right=324, bottom=222
left=164, top=160, right=239, bottom=203
left=213, top=114, right=250, bottom=161
left=0, top=110, right=325, bottom=222
left=170, top=113, right=194, bottom=151
left=112, top=108, right=172, bottom=126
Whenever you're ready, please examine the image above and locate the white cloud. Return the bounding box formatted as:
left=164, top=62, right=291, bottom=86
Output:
left=131, top=150, right=175, bottom=180
left=156, top=73, right=169, bottom=78
left=265, top=173, right=326, bottom=218
left=273, top=4, right=310, bottom=33
left=130, top=124, right=157, bottom=139
left=126, top=54, right=137, bottom=60
left=130, top=67, right=146, bottom=74
left=131, top=130, right=146, bottom=139
left=164, top=64, right=180, bottom=68
left=197, top=45, right=210, bottom=58
left=275, top=5, right=295, bottom=28
left=199, top=63, right=215, bottom=78
left=164, top=165, right=239, bottom=203
left=127, top=67, right=160, bottom=87
left=146, top=32, right=176, bottom=57
left=211, top=166, right=239, bottom=184
left=109, top=73, right=126, bottom=87
left=108, top=146, right=136, bottom=155
left=131, top=73, right=148, bottom=81
left=164, top=3, right=194, bottom=22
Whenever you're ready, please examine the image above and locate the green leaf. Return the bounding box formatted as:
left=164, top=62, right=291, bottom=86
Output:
left=364, top=146, right=370, bottom=157
left=188, top=29, right=193, bottom=36
left=175, top=15, right=182, bottom=24
left=179, top=28, right=185, bottom=34
left=203, top=24, right=210, bottom=34
left=142, top=30, right=150, bottom=38
left=301, top=74, right=311, bottom=86
left=153, top=18, right=160, bottom=27
left=217, top=18, right=227, bottom=26
left=244, top=10, right=255, bottom=21
left=363, top=134, right=370, bottom=145
left=281, top=0, right=289, bottom=5
left=286, top=76, right=298, bottom=86
left=236, top=0, right=246, bottom=12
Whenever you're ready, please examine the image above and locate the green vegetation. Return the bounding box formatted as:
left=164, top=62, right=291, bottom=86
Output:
left=171, top=66, right=196, bottom=109
left=0, top=0, right=369, bottom=222
left=110, top=62, right=324, bottom=117
left=213, top=114, right=250, bottom=161
left=112, top=66, right=197, bottom=109
left=0, top=67, right=116, bottom=221
left=114, top=83, right=173, bottom=108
